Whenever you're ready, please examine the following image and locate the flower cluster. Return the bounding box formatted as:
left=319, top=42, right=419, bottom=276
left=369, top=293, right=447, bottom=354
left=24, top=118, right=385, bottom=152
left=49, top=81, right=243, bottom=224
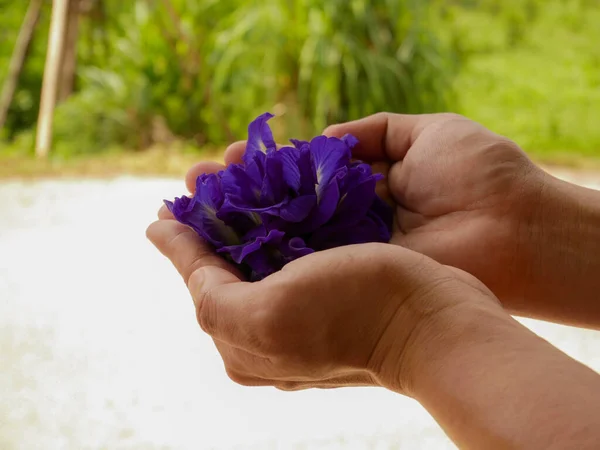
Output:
left=165, top=113, right=392, bottom=280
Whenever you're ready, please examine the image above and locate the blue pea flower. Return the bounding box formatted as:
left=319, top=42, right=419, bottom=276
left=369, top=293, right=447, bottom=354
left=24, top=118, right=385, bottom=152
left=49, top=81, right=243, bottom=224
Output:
left=165, top=113, right=393, bottom=280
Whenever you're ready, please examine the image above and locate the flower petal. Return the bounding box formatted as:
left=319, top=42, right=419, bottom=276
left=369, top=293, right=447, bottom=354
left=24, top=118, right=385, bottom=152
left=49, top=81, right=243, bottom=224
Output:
left=275, top=194, right=317, bottom=222
left=245, top=112, right=276, bottom=164
left=308, top=215, right=388, bottom=250
left=292, top=178, right=340, bottom=234
left=164, top=195, right=239, bottom=248
left=337, top=163, right=372, bottom=193
left=277, top=146, right=301, bottom=192
left=220, top=164, right=262, bottom=205
left=309, top=136, right=352, bottom=195
left=333, top=175, right=381, bottom=226
left=216, top=200, right=261, bottom=236
left=367, top=195, right=394, bottom=242
left=166, top=115, right=390, bottom=280
left=244, top=149, right=266, bottom=182
left=289, top=138, right=310, bottom=151
left=195, top=173, right=225, bottom=209
left=341, top=133, right=359, bottom=150
left=297, top=147, right=316, bottom=195
left=279, top=236, right=314, bottom=260
left=219, top=228, right=284, bottom=263
left=217, top=227, right=288, bottom=279
left=260, top=151, right=287, bottom=204
left=313, top=177, right=340, bottom=227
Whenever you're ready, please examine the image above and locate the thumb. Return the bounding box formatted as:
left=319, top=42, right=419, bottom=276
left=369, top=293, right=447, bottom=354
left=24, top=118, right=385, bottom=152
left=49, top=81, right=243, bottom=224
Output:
left=188, top=266, right=262, bottom=347
left=188, top=265, right=241, bottom=309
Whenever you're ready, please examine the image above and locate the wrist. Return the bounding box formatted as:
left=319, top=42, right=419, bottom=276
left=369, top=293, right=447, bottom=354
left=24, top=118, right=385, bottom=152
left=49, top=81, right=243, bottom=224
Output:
left=400, top=291, right=600, bottom=449
left=403, top=300, right=519, bottom=397
left=403, top=297, right=513, bottom=397
left=368, top=277, right=508, bottom=395
left=515, top=171, right=600, bottom=326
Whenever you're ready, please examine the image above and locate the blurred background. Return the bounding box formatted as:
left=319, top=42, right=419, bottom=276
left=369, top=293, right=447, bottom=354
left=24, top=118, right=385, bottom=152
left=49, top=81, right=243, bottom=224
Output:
left=1, top=1, right=599, bottom=449
left=1, top=0, right=600, bottom=167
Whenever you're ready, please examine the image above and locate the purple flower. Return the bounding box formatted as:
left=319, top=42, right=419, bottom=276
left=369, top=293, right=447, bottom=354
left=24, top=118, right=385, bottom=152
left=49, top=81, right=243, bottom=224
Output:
left=165, top=113, right=393, bottom=280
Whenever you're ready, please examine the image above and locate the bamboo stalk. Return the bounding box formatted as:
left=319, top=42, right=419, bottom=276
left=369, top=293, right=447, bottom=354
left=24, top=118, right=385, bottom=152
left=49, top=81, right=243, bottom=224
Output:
left=0, top=0, right=44, bottom=132
left=35, top=0, right=69, bottom=158
left=58, top=0, right=80, bottom=102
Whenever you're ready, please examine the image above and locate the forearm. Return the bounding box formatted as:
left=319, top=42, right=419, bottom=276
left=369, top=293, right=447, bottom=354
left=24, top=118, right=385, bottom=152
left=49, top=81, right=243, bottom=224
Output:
left=515, top=173, right=600, bottom=328
left=405, top=304, right=600, bottom=449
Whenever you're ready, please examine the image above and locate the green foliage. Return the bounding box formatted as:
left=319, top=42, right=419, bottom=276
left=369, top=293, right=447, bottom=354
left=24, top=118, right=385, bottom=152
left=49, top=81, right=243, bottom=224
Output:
left=1, top=0, right=454, bottom=154
left=210, top=0, right=455, bottom=134
left=0, top=1, right=49, bottom=139
left=1, top=0, right=599, bottom=159
left=437, top=0, right=600, bottom=156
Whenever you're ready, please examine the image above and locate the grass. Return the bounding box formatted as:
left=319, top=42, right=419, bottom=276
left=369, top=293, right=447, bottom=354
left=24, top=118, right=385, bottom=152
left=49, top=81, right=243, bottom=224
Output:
left=0, top=146, right=226, bottom=180
left=1, top=145, right=599, bottom=182
left=451, top=2, right=600, bottom=159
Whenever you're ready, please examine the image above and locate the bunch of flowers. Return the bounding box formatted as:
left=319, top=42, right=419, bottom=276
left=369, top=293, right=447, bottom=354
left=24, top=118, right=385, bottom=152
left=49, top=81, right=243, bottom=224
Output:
left=166, top=113, right=392, bottom=280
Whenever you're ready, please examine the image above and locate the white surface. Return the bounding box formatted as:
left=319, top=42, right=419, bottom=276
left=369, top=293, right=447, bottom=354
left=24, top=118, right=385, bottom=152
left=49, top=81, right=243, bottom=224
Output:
left=1, top=173, right=599, bottom=450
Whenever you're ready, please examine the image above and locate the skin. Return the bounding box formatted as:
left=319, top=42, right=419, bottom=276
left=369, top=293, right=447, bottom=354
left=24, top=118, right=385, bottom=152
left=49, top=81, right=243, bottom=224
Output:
left=147, top=113, right=600, bottom=449
left=323, top=113, right=600, bottom=328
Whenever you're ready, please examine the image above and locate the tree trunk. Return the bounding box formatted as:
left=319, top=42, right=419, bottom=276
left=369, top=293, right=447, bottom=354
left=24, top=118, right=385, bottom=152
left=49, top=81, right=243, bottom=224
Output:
left=0, top=0, right=44, bottom=132
left=36, top=0, right=70, bottom=158
left=58, top=0, right=80, bottom=102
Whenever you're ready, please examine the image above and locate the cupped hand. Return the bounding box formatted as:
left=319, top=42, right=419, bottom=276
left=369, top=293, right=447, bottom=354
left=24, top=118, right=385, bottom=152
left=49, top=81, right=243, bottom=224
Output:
left=322, top=113, right=549, bottom=309
left=148, top=206, right=501, bottom=393
left=206, top=114, right=543, bottom=309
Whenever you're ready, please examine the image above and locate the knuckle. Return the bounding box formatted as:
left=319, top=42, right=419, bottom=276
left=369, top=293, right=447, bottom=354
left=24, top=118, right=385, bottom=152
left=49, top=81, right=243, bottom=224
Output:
left=373, top=111, right=391, bottom=120
left=187, top=267, right=203, bottom=294
left=494, top=136, right=522, bottom=153
left=145, top=220, right=161, bottom=240
left=165, top=226, right=194, bottom=252
left=275, top=381, right=301, bottom=392
left=437, top=112, right=465, bottom=122
left=194, top=288, right=214, bottom=334
left=225, top=369, right=255, bottom=387
left=182, top=247, right=214, bottom=284
left=322, top=124, right=338, bottom=135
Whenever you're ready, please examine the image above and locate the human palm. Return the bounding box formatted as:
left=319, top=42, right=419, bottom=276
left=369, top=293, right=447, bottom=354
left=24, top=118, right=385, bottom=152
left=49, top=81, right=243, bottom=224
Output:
left=326, top=113, right=546, bottom=303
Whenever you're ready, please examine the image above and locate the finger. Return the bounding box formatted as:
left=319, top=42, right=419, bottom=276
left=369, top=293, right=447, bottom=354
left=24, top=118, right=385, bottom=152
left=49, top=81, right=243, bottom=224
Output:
left=223, top=141, right=247, bottom=166
left=225, top=373, right=373, bottom=391
left=185, top=161, right=225, bottom=193
left=396, top=205, right=428, bottom=234
left=215, top=339, right=374, bottom=386
left=387, top=159, right=413, bottom=207
left=146, top=220, right=241, bottom=284
left=387, top=159, right=452, bottom=215
left=214, top=339, right=275, bottom=380
left=188, top=265, right=241, bottom=298
left=275, top=372, right=376, bottom=391
left=158, top=204, right=174, bottom=220
left=224, top=369, right=273, bottom=387
left=224, top=140, right=286, bottom=166
left=323, top=112, right=442, bottom=161
left=189, top=268, right=267, bottom=351
left=217, top=339, right=375, bottom=389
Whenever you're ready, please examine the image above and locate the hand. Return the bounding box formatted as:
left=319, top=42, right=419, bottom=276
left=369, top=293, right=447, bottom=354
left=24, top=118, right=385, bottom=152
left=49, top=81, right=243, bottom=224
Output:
left=147, top=153, right=600, bottom=450
left=208, top=114, right=541, bottom=309
left=177, top=114, right=600, bottom=326
left=320, top=113, right=600, bottom=328
left=147, top=213, right=502, bottom=393
left=323, top=113, right=546, bottom=304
